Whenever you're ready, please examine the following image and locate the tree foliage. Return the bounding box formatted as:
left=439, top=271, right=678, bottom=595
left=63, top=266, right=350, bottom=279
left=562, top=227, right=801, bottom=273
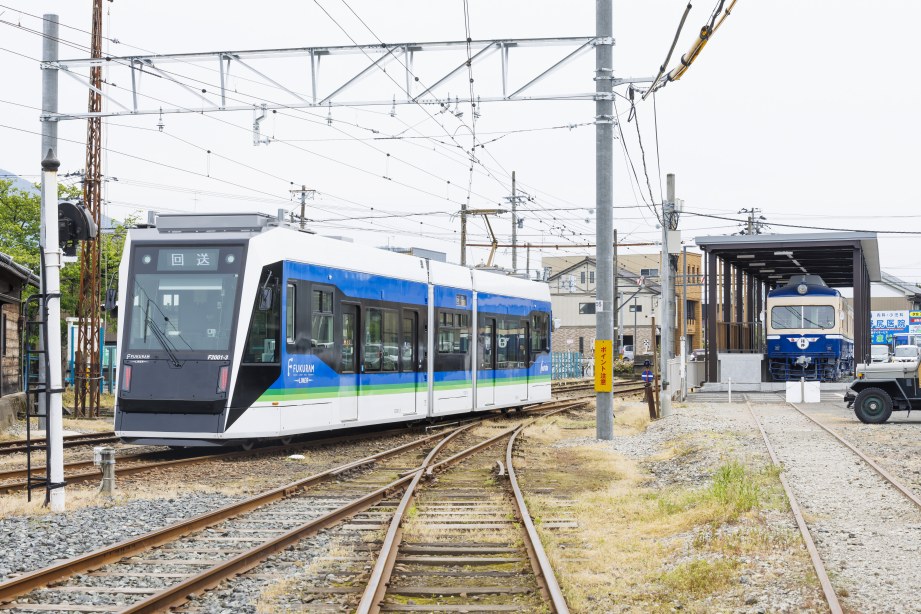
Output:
left=0, top=178, right=132, bottom=323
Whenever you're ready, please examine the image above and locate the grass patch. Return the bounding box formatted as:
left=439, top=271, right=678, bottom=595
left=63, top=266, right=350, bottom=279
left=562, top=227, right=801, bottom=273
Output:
left=709, top=461, right=761, bottom=518
left=659, top=558, right=739, bottom=596
left=514, top=415, right=819, bottom=612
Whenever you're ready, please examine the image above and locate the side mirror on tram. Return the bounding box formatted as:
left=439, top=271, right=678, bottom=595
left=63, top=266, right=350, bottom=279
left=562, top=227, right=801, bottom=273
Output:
left=258, top=287, right=274, bottom=311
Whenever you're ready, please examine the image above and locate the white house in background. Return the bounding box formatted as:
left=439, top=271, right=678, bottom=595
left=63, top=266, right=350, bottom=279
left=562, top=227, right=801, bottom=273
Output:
left=543, top=256, right=660, bottom=356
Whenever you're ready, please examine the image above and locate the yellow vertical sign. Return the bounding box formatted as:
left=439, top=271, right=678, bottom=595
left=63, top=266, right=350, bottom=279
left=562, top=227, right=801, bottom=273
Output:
left=594, top=340, right=613, bottom=392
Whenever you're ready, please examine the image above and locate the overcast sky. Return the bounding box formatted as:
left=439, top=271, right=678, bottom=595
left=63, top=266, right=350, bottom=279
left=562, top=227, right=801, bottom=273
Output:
left=0, top=1, right=918, bottom=286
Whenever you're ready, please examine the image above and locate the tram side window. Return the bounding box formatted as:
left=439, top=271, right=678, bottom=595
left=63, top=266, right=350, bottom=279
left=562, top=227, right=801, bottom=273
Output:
left=311, top=288, right=334, bottom=348
left=498, top=318, right=525, bottom=369
left=530, top=312, right=549, bottom=353
left=364, top=308, right=383, bottom=372
left=401, top=314, right=415, bottom=372
left=285, top=283, right=296, bottom=346
left=242, top=273, right=280, bottom=364
left=437, top=311, right=470, bottom=353
left=382, top=310, right=399, bottom=372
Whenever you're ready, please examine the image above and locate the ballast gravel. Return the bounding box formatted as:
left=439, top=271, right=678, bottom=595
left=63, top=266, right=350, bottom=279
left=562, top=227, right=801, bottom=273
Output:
left=754, top=401, right=921, bottom=613
left=0, top=492, right=241, bottom=582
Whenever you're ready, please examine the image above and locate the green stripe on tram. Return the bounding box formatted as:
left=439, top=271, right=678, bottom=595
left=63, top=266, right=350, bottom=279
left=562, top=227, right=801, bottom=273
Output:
left=257, top=374, right=548, bottom=403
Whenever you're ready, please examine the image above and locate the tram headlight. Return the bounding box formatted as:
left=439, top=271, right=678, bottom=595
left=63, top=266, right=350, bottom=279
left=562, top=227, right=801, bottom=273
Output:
left=121, top=365, right=132, bottom=393
left=217, top=365, right=230, bottom=394
left=796, top=284, right=808, bottom=295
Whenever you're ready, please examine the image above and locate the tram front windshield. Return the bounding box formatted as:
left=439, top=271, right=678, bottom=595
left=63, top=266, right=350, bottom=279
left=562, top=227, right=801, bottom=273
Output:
left=126, top=245, right=244, bottom=353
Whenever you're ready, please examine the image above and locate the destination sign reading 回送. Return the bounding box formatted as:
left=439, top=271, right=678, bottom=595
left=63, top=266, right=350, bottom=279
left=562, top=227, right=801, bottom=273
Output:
left=158, top=248, right=220, bottom=271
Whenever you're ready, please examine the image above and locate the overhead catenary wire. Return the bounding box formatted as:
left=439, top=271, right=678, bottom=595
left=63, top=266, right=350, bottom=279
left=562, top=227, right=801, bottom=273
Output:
left=2, top=8, right=640, bottom=256
left=648, top=0, right=739, bottom=95
left=642, top=2, right=693, bottom=101
left=0, top=12, right=598, bottom=250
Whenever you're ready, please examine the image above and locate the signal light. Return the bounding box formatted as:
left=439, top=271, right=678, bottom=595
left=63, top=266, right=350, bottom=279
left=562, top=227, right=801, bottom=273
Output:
left=217, top=365, right=230, bottom=394
left=121, top=365, right=132, bottom=393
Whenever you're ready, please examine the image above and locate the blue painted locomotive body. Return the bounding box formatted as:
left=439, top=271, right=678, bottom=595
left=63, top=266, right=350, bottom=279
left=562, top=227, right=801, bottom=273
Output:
left=765, top=279, right=854, bottom=381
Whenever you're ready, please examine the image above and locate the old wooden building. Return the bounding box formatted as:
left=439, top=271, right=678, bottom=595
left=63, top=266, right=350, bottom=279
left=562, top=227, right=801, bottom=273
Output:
left=0, top=253, right=39, bottom=397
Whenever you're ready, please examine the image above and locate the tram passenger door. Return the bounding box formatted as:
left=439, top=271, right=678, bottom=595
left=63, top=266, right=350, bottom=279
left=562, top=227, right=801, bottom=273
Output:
left=339, top=304, right=359, bottom=422
left=478, top=317, right=496, bottom=406
left=402, top=311, right=421, bottom=415
left=521, top=321, right=530, bottom=402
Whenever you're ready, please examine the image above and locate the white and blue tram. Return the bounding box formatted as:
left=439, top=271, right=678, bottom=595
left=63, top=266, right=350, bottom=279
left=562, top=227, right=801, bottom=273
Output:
left=765, top=275, right=853, bottom=381
left=114, top=213, right=552, bottom=446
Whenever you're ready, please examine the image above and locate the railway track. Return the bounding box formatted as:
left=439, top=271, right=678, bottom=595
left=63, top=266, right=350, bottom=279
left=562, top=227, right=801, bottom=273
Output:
left=552, top=378, right=645, bottom=395
left=356, top=407, right=571, bottom=613
left=0, top=400, right=584, bottom=613
left=746, top=400, right=921, bottom=614
left=0, top=425, right=480, bottom=496
left=0, top=432, right=118, bottom=456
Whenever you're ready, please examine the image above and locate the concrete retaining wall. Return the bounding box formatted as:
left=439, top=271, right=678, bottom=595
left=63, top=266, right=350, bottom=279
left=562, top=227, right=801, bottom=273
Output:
left=0, top=392, right=25, bottom=428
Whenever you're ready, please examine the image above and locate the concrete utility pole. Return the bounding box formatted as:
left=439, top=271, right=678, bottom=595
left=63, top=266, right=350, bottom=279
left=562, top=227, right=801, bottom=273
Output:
left=40, top=149, right=65, bottom=512
left=38, top=14, right=58, bottom=432
left=460, top=202, right=467, bottom=266
left=613, top=229, right=618, bottom=352
left=659, top=174, right=676, bottom=418
left=503, top=171, right=528, bottom=275
left=41, top=13, right=65, bottom=511
left=290, top=185, right=316, bottom=230
left=594, top=0, right=615, bottom=440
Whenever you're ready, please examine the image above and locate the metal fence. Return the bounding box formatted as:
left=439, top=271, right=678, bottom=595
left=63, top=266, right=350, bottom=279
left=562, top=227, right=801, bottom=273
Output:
left=551, top=352, right=584, bottom=380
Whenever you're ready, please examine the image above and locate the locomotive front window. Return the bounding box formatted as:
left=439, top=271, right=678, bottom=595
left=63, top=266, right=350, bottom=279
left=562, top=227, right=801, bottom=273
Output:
left=770, top=305, right=836, bottom=330
left=126, top=245, right=244, bottom=353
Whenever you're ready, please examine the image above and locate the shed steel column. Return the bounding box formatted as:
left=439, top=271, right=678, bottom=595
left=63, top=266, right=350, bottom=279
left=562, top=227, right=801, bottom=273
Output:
left=706, top=251, right=718, bottom=382
left=722, top=259, right=732, bottom=353
left=853, top=248, right=867, bottom=365
left=735, top=270, right=744, bottom=351
left=746, top=273, right=755, bottom=350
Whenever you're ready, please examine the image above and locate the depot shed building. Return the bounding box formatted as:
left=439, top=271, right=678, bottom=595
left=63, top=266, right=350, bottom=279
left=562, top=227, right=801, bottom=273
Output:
left=694, top=232, right=880, bottom=387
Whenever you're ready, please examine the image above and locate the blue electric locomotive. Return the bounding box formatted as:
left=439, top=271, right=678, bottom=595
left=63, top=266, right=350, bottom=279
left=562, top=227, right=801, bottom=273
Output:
left=765, top=275, right=853, bottom=381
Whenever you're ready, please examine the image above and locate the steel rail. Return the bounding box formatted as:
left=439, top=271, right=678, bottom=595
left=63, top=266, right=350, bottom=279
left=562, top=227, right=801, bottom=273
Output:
left=0, top=433, right=119, bottom=455
left=355, top=424, right=474, bottom=614
left=506, top=425, right=570, bottom=613
left=358, top=401, right=587, bottom=614
left=0, top=426, right=436, bottom=494
left=787, top=402, right=921, bottom=509
left=745, top=401, right=843, bottom=614
left=0, top=430, right=445, bottom=603
left=0, top=431, right=116, bottom=450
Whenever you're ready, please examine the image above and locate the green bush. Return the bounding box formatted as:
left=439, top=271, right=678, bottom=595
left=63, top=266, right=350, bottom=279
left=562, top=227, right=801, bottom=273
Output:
left=613, top=358, right=634, bottom=375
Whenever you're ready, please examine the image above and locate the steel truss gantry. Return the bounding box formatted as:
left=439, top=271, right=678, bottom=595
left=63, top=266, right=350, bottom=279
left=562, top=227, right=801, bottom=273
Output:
left=42, top=36, right=653, bottom=121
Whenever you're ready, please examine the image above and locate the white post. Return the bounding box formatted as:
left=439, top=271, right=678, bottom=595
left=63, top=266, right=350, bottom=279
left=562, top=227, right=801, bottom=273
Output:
left=728, top=377, right=732, bottom=404
left=41, top=150, right=65, bottom=512
left=679, top=335, right=687, bottom=401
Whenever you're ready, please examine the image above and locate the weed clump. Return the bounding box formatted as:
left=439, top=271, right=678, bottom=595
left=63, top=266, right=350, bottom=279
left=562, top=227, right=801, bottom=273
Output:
left=659, top=558, right=739, bottom=595
left=708, top=460, right=761, bottom=519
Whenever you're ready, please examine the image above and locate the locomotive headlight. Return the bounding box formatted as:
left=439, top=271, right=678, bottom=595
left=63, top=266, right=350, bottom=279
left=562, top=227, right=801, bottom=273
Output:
left=796, top=284, right=808, bottom=295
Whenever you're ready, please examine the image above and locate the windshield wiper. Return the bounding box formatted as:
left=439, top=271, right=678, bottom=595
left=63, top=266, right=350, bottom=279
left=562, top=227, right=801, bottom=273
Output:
left=145, top=313, right=183, bottom=368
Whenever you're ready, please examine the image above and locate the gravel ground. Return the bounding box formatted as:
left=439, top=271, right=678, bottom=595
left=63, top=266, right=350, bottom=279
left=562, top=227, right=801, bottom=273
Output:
left=753, top=400, right=921, bottom=613
left=0, top=492, right=241, bottom=582
left=798, top=400, right=921, bottom=496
